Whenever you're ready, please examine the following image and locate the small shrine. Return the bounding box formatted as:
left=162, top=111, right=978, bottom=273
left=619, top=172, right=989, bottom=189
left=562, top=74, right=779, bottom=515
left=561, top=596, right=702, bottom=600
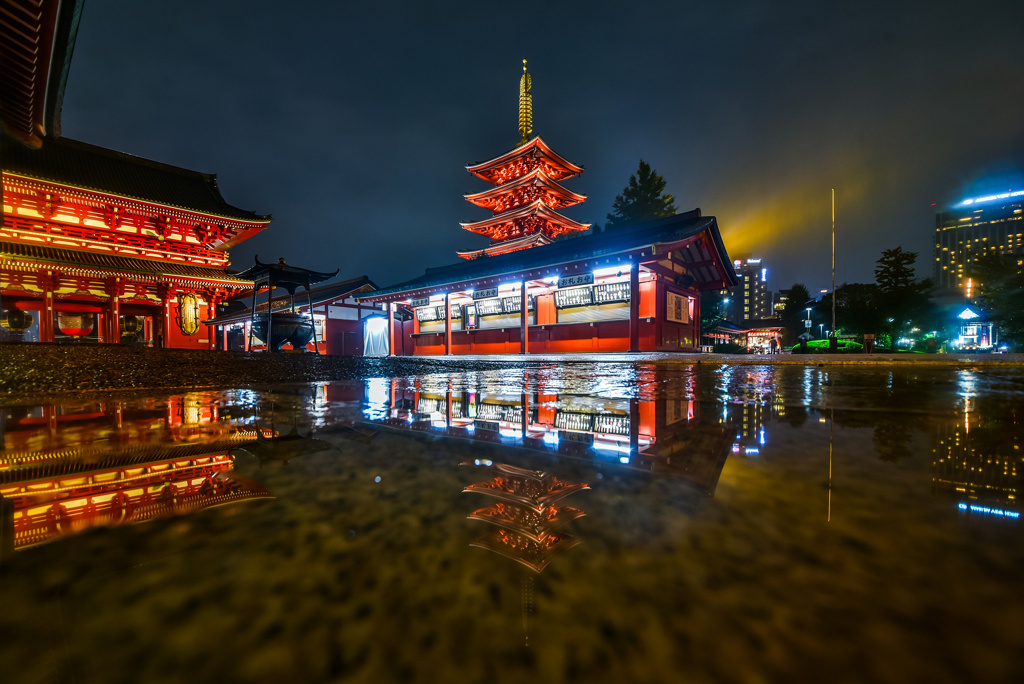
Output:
left=232, top=257, right=338, bottom=353
left=457, top=61, right=590, bottom=259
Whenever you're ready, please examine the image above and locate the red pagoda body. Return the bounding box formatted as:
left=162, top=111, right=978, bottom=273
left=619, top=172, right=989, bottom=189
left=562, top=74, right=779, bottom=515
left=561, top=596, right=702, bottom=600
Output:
left=458, top=61, right=590, bottom=259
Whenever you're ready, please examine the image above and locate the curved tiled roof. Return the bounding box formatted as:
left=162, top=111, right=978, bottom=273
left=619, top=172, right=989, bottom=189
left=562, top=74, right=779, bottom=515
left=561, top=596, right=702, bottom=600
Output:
left=1, top=136, right=271, bottom=222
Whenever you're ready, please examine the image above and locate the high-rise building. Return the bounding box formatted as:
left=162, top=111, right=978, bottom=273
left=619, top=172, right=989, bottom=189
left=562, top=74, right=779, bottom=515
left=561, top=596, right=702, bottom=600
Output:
left=728, top=258, right=772, bottom=321
left=934, top=190, right=1024, bottom=293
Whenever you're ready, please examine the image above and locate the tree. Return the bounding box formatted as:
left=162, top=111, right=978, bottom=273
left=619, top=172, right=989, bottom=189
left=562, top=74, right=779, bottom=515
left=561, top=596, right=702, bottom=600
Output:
left=873, top=246, right=933, bottom=345
left=833, top=282, right=883, bottom=335
left=605, top=160, right=677, bottom=229
left=780, top=283, right=811, bottom=344
left=874, top=246, right=916, bottom=294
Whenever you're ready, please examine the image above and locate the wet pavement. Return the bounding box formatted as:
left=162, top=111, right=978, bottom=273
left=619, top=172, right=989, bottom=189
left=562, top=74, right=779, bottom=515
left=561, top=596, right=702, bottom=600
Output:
left=1, top=362, right=1022, bottom=683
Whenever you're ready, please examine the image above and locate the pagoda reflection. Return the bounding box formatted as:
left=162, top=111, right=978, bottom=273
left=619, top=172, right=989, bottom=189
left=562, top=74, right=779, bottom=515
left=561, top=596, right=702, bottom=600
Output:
left=0, top=392, right=277, bottom=559
left=464, top=461, right=587, bottom=573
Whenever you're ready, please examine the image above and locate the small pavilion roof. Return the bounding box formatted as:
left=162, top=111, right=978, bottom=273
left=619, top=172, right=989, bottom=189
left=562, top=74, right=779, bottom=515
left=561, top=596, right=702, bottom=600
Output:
left=360, top=209, right=737, bottom=303
left=206, top=275, right=376, bottom=325
left=233, top=256, right=340, bottom=293
left=464, top=168, right=587, bottom=212
left=466, top=137, right=584, bottom=185
left=460, top=200, right=591, bottom=238
left=2, top=136, right=271, bottom=223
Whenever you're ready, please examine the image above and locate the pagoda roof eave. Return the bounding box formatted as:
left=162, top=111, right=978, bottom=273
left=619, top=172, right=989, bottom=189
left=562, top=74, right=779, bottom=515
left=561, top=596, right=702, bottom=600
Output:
left=456, top=233, right=553, bottom=260
left=359, top=210, right=738, bottom=302
left=466, top=137, right=584, bottom=181
left=460, top=200, right=591, bottom=235
left=463, top=167, right=587, bottom=209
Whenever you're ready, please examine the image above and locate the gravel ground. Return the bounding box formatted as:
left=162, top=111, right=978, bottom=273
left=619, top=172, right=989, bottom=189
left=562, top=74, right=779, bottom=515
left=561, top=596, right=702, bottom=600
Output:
left=2, top=343, right=1022, bottom=397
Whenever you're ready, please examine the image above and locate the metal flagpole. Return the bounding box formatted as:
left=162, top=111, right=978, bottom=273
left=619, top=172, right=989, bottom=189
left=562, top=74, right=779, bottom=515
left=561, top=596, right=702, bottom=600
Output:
left=831, top=188, right=836, bottom=350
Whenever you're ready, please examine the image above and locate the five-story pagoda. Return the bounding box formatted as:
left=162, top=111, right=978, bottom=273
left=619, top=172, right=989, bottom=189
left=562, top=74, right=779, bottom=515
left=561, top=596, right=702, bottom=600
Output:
left=457, top=61, right=590, bottom=259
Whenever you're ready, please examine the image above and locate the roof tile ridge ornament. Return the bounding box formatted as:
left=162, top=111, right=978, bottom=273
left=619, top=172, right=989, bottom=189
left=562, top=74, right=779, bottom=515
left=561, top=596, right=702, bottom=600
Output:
left=518, top=59, right=533, bottom=146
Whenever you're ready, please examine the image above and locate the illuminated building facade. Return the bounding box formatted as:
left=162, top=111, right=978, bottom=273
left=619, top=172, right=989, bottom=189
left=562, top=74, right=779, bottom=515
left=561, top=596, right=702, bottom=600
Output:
left=934, top=190, right=1024, bottom=292
left=0, top=0, right=269, bottom=348
left=457, top=61, right=589, bottom=259
left=360, top=210, right=735, bottom=355
left=727, top=258, right=772, bottom=322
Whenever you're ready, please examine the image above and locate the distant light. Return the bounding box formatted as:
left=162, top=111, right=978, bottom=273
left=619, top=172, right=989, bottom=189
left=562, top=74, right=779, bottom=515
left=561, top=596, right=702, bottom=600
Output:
left=593, top=263, right=632, bottom=278
left=473, top=459, right=493, bottom=466
left=958, top=307, right=980, bottom=320
left=959, top=189, right=1024, bottom=206
left=374, top=476, right=381, bottom=483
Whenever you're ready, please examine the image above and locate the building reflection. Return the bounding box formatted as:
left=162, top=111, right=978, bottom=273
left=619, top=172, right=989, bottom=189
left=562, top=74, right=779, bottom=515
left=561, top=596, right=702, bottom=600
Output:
left=363, top=378, right=731, bottom=496
left=0, top=393, right=276, bottom=559
left=931, top=396, right=1021, bottom=519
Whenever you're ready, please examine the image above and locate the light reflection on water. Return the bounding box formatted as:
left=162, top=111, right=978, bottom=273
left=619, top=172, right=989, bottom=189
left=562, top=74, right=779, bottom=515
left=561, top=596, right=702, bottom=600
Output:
left=1, top=364, right=1023, bottom=683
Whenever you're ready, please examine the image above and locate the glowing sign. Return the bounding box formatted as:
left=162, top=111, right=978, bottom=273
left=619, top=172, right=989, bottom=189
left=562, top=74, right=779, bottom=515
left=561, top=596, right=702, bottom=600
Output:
left=958, top=503, right=1019, bottom=519
left=558, top=273, right=594, bottom=288
left=473, top=287, right=498, bottom=300
left=960, top=189, right=1024, bottom=206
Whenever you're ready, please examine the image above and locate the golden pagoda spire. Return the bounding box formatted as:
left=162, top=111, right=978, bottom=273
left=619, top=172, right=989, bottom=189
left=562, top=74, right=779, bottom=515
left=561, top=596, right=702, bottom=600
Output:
left=518, top=59, right=533, bottom=145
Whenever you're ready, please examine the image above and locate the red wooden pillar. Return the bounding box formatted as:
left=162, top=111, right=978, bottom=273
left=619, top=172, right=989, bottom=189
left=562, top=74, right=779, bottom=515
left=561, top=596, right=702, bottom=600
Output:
left=40, top=273, right=56, bottom=342
left=162, top=296, right=173, bottom=349
left=444, top=292, right=452, bottom=355
left=108, top=297, right=121, bottom=344
left=520, top=281, right=529, bottom=354
left=628, top=266, right=640, bottom=352
left=388, top=302, right=395, bottom=356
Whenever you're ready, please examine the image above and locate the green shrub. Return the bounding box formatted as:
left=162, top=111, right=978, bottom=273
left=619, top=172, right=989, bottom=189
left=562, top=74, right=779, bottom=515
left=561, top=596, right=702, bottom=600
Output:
left=790, top=339, right=864, bottom=354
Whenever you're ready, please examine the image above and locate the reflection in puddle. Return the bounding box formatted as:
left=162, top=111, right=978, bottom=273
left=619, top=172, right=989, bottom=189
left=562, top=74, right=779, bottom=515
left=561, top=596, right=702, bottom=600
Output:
left=1, top=365, right=1023, bottom=682
left=463, top=461, right=588, bottom=573
left=365, top=380, right=731, bottom=495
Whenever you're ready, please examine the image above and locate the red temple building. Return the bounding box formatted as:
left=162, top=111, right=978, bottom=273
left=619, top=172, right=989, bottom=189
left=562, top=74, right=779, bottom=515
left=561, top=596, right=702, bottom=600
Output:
left=0, top=0, right=270, bottom=348
left=360, top=62, right=736, bottom=355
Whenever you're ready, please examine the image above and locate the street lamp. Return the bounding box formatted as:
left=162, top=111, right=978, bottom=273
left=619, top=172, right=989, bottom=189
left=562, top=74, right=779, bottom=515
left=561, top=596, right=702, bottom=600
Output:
left=819, top=323, right=824, bottom=338
left=805, top=307, right=812, bottom=331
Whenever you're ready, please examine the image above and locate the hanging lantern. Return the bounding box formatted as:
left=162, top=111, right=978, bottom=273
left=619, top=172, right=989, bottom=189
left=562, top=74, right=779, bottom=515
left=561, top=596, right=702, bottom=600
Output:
left=120, top=315, right=142, bottom=336
left=57, top=312, right=95, bottom=337
left=1, top=310, right=34, bottom=333
left=176, top=293, right=201, bottom=335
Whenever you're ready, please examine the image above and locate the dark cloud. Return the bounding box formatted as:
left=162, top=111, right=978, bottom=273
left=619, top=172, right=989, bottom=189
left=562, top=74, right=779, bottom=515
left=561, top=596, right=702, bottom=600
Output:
left=61, top=0, right=1024, bottom=293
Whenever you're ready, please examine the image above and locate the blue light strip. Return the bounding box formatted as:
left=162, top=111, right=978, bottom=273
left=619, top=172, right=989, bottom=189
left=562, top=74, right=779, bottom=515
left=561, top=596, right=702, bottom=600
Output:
left=958, top=502, right=1020, bottom=519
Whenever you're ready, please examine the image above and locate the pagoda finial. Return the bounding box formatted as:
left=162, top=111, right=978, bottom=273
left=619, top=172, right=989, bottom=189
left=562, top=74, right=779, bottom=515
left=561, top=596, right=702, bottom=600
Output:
left=518, top=59, right=533, bottom=146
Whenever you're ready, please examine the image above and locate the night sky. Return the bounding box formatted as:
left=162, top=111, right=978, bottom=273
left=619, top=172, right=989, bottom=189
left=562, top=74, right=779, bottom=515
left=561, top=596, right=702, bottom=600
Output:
left=60, top=1, right=1024, bottom=295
